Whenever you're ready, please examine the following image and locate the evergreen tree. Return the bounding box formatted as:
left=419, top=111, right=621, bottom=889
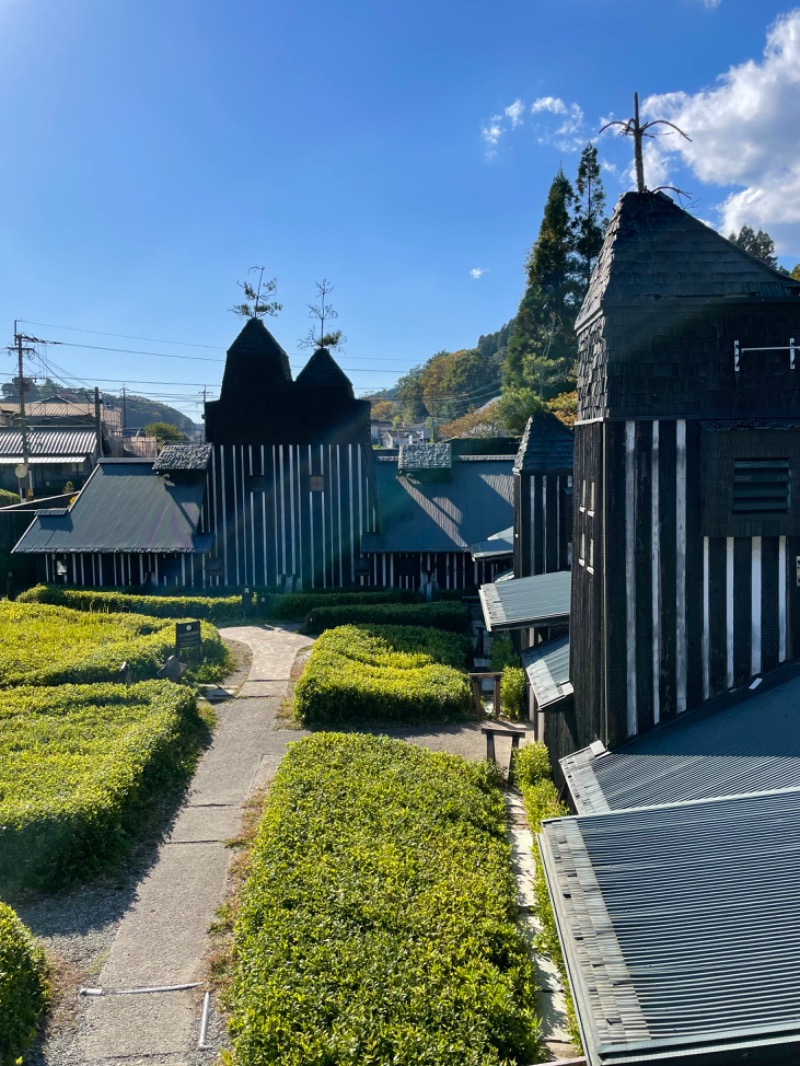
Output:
left=573, top=143, right=607, bottom=289
left=728, top=226, right=779, bottom=269
left=504, top=168, right=580, bottom=395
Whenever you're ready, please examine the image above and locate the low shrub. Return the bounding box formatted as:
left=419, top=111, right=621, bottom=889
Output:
left=0, top=488, right=20, bottom=507
left=228, top=733, right=541, bottom=1066
left=490, top=633, right=518, bottom=671
left=0, top=681, right=208, bottom=889
left=303, top=599, right=470, bottom=634
left=294, top=625, right=473, bottom=725
left=362, top=624, right=471, bottom=669
left=18, top=583, right=249, bottom=624
left=271, top=587, right=421, bottom=620
left=512, top=742, right=579, bottom=1049
left=500, top=665, right=526, bottom=720
left=0, top=601, right=230, bottom=686
left=0, top=903, right=48, bottom=1066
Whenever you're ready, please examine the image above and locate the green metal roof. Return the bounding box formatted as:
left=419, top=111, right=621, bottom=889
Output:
left=13, top=459, right=212, bottom=555
left=469, top=526, right=514, bottom=560
left=562, top=668, right=800, bottom=815
left=362, top=456, right=513, bottom=554
left=540, top=788, right=800, bottom=1066
left=521, top=636, right=571, bottom=708
left=479, top=570, right=570, bottom=632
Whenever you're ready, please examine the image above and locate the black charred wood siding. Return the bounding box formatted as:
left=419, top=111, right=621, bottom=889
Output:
left=515, top=471, right=572, bottom=579
left=204, top=442, right=375, bottom=588
left=578, top=303, right=800, bottom=422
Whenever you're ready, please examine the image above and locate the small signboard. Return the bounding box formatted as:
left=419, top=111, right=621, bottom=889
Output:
left=175, top=621, right=202, bottom=657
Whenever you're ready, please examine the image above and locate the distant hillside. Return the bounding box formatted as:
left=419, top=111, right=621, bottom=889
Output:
left=101, top=393, right=196, bottom=434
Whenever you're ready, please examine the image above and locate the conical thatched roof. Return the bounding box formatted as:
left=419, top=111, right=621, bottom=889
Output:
left=513, top=408, right=573, bottom=475
left=295, top=347, right=354, bottom=397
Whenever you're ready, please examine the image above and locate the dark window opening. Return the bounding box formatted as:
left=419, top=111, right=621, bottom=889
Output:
left=733, top=459, right=790, bottom=515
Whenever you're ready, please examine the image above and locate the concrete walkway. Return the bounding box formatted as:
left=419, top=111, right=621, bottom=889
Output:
left=68, top=625, right=312, bottom=1065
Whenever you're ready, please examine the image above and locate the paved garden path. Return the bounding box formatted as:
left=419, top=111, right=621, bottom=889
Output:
left=47, top=624, right=541, bottom=1064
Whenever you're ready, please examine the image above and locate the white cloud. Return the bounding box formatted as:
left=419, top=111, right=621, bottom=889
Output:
left=470, top=267, right=486, bottom=279
left=702, top=0, right=721, bottom=8
left=531, top=96, right=568, bottom=115
left=643, top=9, right=800, bottom=251
left=504, top=99, right=525, bottom=128
left=481, top=120, right=503, bottom=157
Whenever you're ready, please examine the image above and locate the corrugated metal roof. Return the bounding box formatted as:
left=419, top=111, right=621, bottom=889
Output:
left=540, top=789, right=800, bottom=1066
left=14, top=460, right=211, bottom=554
left=522, top=635, right=571, bottom=708
left=513, top=409, right=574, bottom=475
left=479, top=569, right=570, bottom=631
left=362, top=457, right=513, bottom=553
left=470, top=526, right=514, bottom=560
left=578, top=191, right=800, bottom=330
left=0, top=427, right=97, bottom=458
left=562, top=669, right=800, bottom=815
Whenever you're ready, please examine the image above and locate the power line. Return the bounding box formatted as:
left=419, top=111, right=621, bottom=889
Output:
left=19, top=320, right=226, bottom=351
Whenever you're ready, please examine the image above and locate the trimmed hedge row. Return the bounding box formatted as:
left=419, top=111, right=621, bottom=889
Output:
left=18, top=583, right=423, bottom=624
left=0, top=601, right=230, bottom=687
left=294, top=625, right=473, bottom=725
left=228, top=733, right=541, bottom=1066
left=511, top=742, right=579, bottom=1048
left=0, top=681, right=208, bottom=889
left=0, top=904, right=48, bottom=1065
left=17, top=583, right=248, bottom=624
left=303, top=599, right=470, bottom=634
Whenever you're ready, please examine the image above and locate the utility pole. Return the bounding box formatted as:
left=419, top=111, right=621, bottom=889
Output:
left=7, top=324, right=63, bottom=500
left=121, top=385, right=127, bottom=433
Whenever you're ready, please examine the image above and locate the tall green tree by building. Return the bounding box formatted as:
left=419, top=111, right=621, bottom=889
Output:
left=728, top=226, right=779, bottom=268
left=573, top=143, right=607, bottom=288
left=504, top=168, right=580, bottom=397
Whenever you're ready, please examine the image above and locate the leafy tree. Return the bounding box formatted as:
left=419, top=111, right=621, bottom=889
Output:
left=728, top=226, right=779, bottom=269
left=504, top=168, right=581, bottom=396
left=498, top=387, right=547, bottom=435
left=791, top=264, right=800, bottom=282
left=439, top=402, right=504, bottom=439
left=231, top=266, right=282, bottom=318
left=548, top=389, right=578, bottom=427
left=370, top=400, right=397, bottom=422
left=395, top=367, right=427, bottom=423
left=144, top=421, right=187, bottom=444
left=573, top=143, right=607, bottom=288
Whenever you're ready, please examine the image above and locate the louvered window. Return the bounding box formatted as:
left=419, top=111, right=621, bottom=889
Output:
left=732, top=459, right=790, bottom=514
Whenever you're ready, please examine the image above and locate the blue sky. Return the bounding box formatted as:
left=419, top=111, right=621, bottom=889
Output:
left=2, top=0, right=799, bottom=420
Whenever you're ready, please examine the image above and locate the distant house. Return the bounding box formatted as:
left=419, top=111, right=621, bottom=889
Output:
left=0, top=427, right=101, bottom=498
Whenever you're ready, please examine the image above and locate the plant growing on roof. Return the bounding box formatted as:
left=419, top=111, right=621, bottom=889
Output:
left=299, top=278, right=346, bottom=350
left=230, top=266, right=283, bottom=319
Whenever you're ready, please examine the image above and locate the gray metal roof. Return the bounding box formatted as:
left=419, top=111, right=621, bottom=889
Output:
left=540, top=788, right=800, bottom=1066
left=479, top=569, right=571, bottom=632
left=521, top=635, right=571, bottom=708
left=0, top=427, right=97, bottom=458
left=562, top=669, right=800, bottom=815
left=362, top=456, right=513, bottom=554
left=469, top=526, right=513, bottom=560
left=14, top=460, right=211, bottom=554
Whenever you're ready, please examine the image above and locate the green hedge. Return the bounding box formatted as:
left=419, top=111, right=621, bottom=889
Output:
left=228, top=733, right=541, bottom=1066
left=0, top=488, right=20, bottom=507
left=303, top=599, right=470, bottom=634
left=500, top=665, right=526, bottom=721
left=0, top=601, right=230, bottom=686
left=294, top=625, right=473, bottom=725
left=271, top=587, right=421, bottom=620
left=0, top=904, right=48, bottom=1066
left=0, top=681, right=208, bottom=889
left=18, top=583, right=248, bottom=624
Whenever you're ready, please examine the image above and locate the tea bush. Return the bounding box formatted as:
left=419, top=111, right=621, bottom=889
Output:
left=294, top=625, right=472, bottom=725
left=500, top=665, right=526, bottom=720
left=0, top=601, right=230, bottom=686
left=18, top=584, right=248, bottom=624
left=0, top=903, right=48, bottom=1065
left=0, top=681, right=207, bottom=889
left=228, top=733, right=542, bottom=1066
left=271, top=587, right=420, bottom=620
left=303, top=599, right=469, bottom=634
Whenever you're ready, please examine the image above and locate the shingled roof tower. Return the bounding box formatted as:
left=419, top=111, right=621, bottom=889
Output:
left=560, top=190, right=800, bottom=761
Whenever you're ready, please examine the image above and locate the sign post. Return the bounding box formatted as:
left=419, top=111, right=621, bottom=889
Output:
left=175, top=620, right=203, bottom=661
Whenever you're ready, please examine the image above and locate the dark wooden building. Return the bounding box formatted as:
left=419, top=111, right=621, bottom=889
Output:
left=512, top=408, right=573, bottom=578
left=556, top=190, right=800, bottom=762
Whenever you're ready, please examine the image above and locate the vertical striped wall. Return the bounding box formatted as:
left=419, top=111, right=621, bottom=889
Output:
left=616, top=418, right=792, bottom=739
left=207, top=442, right=376, bottom=588
left=515, top=472, right=571, bottom=578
